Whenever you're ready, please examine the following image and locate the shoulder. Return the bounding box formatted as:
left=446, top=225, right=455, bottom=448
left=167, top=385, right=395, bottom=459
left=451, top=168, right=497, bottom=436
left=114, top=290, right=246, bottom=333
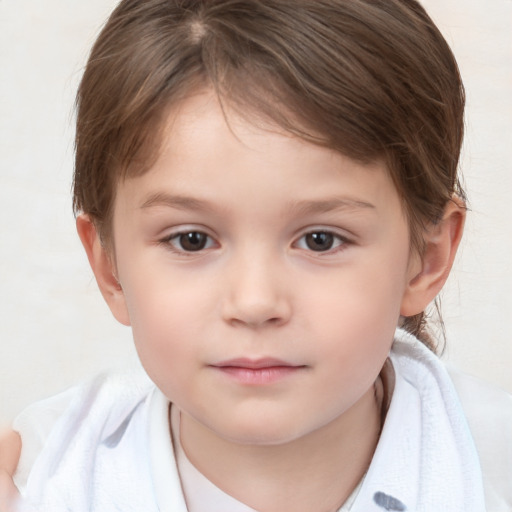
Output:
left=391, top=329, right=512, bottom=510
left=13, top=370, right=166, bottom=510
left=447, top=366, right=512, bottom=511
left=13, top=369, right=153, bottom=491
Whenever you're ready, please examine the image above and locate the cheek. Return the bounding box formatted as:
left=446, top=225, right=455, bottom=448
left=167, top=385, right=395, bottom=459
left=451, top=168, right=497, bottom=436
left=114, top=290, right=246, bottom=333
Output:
left=307, top=255, right=408, bottom=330
left=120, top=274, right=206, bottom=385
left=122, top=262, right=209, bottom=330
left=303, top=250, right=409, bottom=370
left=130, top=312, right=197, bottom=403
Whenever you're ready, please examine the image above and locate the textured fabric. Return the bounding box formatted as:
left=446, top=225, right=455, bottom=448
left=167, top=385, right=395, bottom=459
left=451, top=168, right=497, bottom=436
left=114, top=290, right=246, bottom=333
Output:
left=12, top=330, right=510, bottom=511
left=14, top=372, right=170, bottom=512
left=349, top=330, right=487, bottom=511
left=12, top=387, right=78, bottom=492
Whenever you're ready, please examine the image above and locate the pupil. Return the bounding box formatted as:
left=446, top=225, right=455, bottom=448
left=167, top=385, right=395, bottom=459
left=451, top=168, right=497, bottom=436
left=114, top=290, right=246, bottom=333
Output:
left=306, top=232, right=334, bottom=251
left=180, top=232, right=207, bottom=251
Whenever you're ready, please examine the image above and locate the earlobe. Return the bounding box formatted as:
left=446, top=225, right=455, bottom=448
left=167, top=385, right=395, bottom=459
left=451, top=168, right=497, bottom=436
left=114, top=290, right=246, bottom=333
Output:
left=76, top=215, right=131, bottom=326
left=400, top=198, right=466, bottom=317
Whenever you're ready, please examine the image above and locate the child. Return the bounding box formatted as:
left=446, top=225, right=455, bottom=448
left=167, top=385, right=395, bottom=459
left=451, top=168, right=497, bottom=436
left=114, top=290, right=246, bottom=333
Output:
left=1, top=0, right=511, bottom=510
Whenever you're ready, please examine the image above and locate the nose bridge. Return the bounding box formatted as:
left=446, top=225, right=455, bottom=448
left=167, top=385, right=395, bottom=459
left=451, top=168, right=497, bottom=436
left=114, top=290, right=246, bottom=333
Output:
left=222, top=242, right=290, bottom=327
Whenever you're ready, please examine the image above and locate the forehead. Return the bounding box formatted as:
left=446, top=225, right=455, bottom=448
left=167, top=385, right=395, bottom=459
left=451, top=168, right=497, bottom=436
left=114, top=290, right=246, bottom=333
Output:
left=113, top=91, right=404, bottom=226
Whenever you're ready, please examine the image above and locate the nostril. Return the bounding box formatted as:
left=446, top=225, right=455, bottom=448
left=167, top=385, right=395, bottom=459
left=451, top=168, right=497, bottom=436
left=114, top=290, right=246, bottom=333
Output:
left=229, top=315, right=284, bottom=329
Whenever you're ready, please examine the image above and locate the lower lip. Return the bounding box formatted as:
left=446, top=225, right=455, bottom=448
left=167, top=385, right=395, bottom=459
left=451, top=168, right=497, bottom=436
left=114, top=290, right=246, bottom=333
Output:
left=213, top=366, right=304, bottom=385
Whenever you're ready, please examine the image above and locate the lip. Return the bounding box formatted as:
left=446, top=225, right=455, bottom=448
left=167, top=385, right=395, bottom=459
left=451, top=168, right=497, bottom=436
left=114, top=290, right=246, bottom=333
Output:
left=209, top=358, right=307, bottom=385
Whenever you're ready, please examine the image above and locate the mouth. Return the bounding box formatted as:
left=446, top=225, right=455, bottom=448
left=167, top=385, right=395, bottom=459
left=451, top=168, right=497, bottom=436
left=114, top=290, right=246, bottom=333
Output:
left=209, top=358, right=307, bottom=385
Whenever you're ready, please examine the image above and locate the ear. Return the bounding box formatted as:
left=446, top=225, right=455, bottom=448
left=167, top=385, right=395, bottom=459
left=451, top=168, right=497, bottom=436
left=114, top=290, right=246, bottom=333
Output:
left=400, top=197, right=466, bottom=316
left=76, top=214, right=131, bottom=326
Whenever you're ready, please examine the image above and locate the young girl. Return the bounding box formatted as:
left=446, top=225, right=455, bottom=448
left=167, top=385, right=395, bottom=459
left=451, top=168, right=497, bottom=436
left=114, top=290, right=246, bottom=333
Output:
left=1, top=0, right=511, bottom=511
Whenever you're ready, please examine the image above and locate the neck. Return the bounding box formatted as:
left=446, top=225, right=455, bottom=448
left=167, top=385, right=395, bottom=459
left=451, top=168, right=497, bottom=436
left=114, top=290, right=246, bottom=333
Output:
left=180, top=382, right=384, bottom=512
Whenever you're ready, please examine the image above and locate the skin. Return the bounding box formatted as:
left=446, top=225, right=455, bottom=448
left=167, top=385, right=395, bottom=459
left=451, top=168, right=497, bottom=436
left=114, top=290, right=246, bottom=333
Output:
left=0, top=90, right=465, bottom=512
left=0, top=430, right=20, bottom=512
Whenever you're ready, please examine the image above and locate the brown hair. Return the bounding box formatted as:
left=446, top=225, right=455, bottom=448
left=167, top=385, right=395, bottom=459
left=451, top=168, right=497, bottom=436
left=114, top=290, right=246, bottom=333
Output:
left=73, top=0, right=465, bottom=350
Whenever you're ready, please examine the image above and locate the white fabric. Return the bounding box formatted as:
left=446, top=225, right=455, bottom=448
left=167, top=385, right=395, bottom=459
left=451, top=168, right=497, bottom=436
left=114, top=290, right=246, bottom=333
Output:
left=350, top=330, right=486, bottom=511
left=12, top=330, right=511, bottom=511
left=12, top=387, right=78, bottom=492
left=14, top=371, right=171, bottom=512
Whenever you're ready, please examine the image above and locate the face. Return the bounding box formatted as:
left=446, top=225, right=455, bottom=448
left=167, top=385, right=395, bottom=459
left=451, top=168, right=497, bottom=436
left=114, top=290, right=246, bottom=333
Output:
left=109, top=91, right=418, bottom=446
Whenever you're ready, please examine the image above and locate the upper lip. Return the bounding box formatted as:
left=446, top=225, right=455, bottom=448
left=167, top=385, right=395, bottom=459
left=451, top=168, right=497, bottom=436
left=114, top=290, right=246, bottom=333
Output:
left=211, top=358, right=301, bottom=369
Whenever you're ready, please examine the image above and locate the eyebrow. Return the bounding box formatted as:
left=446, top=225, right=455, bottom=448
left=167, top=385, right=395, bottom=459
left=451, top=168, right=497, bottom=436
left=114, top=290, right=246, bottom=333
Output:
left=289, top=197, right=376, bottom=216
left=140, top=192, right=215, bottom=212
left=140, top=192, right=375, bottom=215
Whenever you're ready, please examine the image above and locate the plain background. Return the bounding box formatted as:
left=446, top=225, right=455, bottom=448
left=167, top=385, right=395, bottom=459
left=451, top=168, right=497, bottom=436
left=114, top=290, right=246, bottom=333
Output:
left=0, top=0, right=511, bottom=425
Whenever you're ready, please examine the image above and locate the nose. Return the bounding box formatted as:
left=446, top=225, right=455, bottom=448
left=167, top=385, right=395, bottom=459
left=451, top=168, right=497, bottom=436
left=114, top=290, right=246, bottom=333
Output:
left=221, top=252, right=292, bottom=328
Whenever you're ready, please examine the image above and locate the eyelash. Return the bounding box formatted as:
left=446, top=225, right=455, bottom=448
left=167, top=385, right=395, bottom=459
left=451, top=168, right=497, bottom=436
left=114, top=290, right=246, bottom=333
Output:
left=159, top=229, right=351, bottom=255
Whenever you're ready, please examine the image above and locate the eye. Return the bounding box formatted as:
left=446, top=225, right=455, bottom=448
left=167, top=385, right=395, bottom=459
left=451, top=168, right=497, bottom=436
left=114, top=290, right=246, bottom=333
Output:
left=295, top=230, right=347, bottom=252
left=165, top=231, right=215, bottom=252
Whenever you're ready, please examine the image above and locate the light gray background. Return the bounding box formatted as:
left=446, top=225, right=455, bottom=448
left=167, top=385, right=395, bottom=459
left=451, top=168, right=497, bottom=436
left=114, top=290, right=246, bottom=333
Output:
left=1, top=0, right=511, bottom=425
